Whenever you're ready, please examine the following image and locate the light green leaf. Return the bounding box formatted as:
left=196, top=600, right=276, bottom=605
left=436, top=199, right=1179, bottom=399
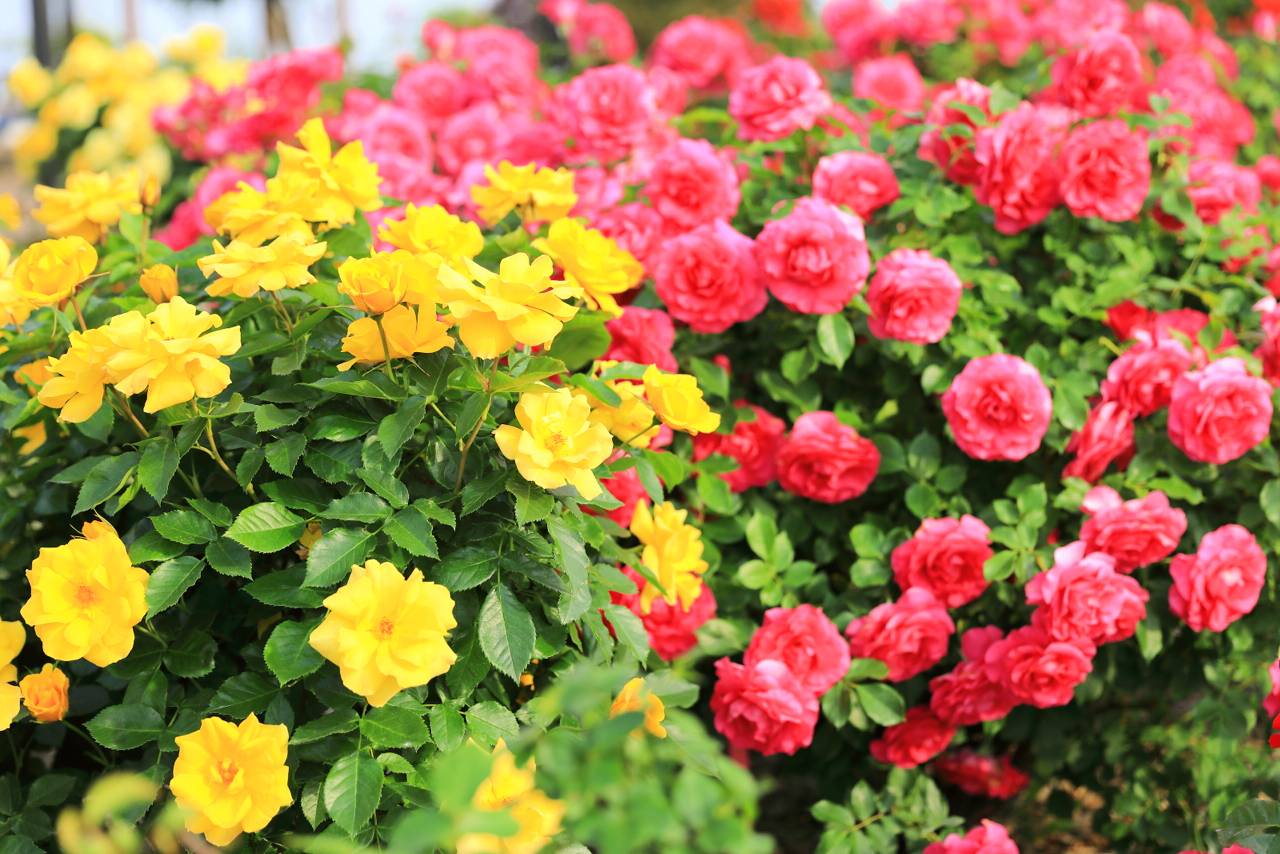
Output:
left=225, top=502, right=306, bottom=552
left=145, top=557, right=204, bottom=617
left=304, top=528, right=374, bottom=588
left=478, top=584, right=535, bottom=680
left=86, top=704, right=164, bottom=750
left=324, top=752, right=384, bottom=836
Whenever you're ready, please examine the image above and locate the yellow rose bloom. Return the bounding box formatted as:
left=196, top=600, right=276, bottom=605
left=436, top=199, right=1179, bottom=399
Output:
left=33, top=170, right=141, bottom=243
left=579, top=377, right=660, bottom=448
left=337, top=250, right=438, bottom=315
left=629, top=500, right=708, bottom=614
left=442, top=254, right=580, bottom=358
left=0, top=621, right=25, bottom=732
left=337, top=303, right=454, bottom=371
left=641, top=365, right=721, bottom=435
left=170, top=714, right=292, bottom=847
left=20, top=521, right=149, bottom=667
left=8, top=57, right=52, bottom=107
left=609, top=677, right=667, bottom=738
left=14, top=122, right=58, bottom=172
left=139, top=263, right=178, bottom=303
left=275, top=118, right=383, bottom=228
left=494, top=387, right=613, bottom=500
left=471, top=161, right=577, bottom=226
left=19, top=664, right=69, bottom=723
left=198, top=233, right=326, bottom=299
left=166, top=24, right=226, bottom=65
left=203, top=181, right=308, bottom=244
left=457, top=741, right=565, bottom=854
left=45, top=84, right=101, bottom=130
left=532, top=218, right=642, bottom=316
left=308, top=560, right=457, bottom=707
left=377, top=203, right=484, bottom=270
left=37, top=326, right=117, bottom=423
left=15, top=422, right=47, bottom=455
left=12, top=236, right=97, bottom=306
left=0, top=241, right=33, bottom=327
left=0, top=193, right=21, bottom=230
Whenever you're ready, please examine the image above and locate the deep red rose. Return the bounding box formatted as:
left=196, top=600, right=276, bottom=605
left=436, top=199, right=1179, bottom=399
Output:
left=692, top=403, right=786, bottom=492
left=870, top=706, right=956, bottom=769
left=610, top=566, right=716, bottom=660
left=929, top=627, right=1018, bottom=726
left=933, top=751, right=1030, bottom=800
left=1062, top=400, right=1135, bottom=483
left=918, top=78, right=992, bottom=186
left=892, top=515, right=992, bottom=608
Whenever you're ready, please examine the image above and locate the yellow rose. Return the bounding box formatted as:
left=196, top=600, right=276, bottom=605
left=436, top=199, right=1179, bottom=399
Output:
left=203, top=180, right=309, bottom=244
left=495, top=387, right=614, bottom=500
left=308, top=560, right=457, bottom=706
left=609, top=677, right=667, bottom=738
left=442, top=254, right=580, bottom=358
left=0, top=193, right=21, bottom=230
left=275, top=118, right=382, bottom=228
left=20, top=521, right=149, bottom=667
left=0, top=240, right=33, bottom=327
left=198, top=232, right=326, bottom=299
left=14, top=122, right=58, bottom=172
left=37, top=326, right=117, bottom=423
left=457, top=740, right=565, bottom=854
left=166, top=24, right=226, bottom=65
left=629, top=500, right=708, bottom=614
left=337, top=303, right=454, bottom=371
left=33, top=170, right=142, bottom=243
left=337, top=250, right=438, bottom=315
left=377, top=203, right=483, bottom=270
left=47, top=84, right=100, bottom=129
left=139, top=263, right=178, bottom=303
left=8, top=57, right=52, bottom=107
left=0, top=621, right=25, bottom=732
left=641, top=365, right=721, bottom=435
left=532, top=218, right=642, bottom=316
left=12, top=236, right=98, bottom=306
left=471, top=161, right=577, bottom=226
left=19, top=664, right=69, bottom=723
left=578, top=376, right=660, bottom=448
left=170, top=714, right=292, bottom=846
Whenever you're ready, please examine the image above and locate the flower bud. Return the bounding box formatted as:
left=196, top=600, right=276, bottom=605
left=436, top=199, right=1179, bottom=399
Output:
left=139, top=263, right=178, bottom=303
left=20, top=664, right=69, bottom=722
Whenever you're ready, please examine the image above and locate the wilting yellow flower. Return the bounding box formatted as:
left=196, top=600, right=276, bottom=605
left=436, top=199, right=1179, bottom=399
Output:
left=610, top=677, right=667, bottom=738
left=36, top=327, right=117, bottom=423
left=337, top=250, right=439, bottom=314
left=0, top=241, right=33, bottom=327
left=630, top=500, right=708, bottom=614
left=12, top=236, right=97, bottom=306
left=8, top=57, right=52, bottom=107
left=495, top=387, right=613, bottom=499
left=139, top=263, right=178, bottom=303
left=276, top=118, right=382, bottom=228
left=533, top=218, right=642, bottom=316
left=20, top=521, right=149, bottom=667
left=472, top=161, right=577, bottom=225
left=0, top=194, right=20, bottom=230
left=309, top=560, right=457, bottom=706
left=457, top=741, right=565, bottom=854
left=198, top=233, right=326, bottom=299
left=442, top=254, right=580, bottom=358
left=642, top=366, right=720, bottom=435
left=337, top=304, right=454, bottom=371
left=33, top=170, right=142, bottom=243
left=0, top=621, right=24, bottom=732
left=579, top=376, right=660, bottom=448
left=378, top=204, right=484, bottom=270
left=170, top=714, right=292, bottom=847
left=20, top=664, right=69, bottom=723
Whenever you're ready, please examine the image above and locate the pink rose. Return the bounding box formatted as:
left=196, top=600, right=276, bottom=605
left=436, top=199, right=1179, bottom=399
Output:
left=568, top=166, right=624, bottom=220
left=846, top=588, right=955, bottom=682
left=1169, top=524, right=1267, bottom=632
left=1060, top=120, right=1151, bottom=222
left=436, top=103, right=508, bottom=176
left=918, top=78, right=992, bottom=186
left=777, top=411, right=880, bottom=503
left=594, top=202, right=664, bottom=269
left=1258, top=297, right=1280, bottom=383
left=1133, top=2, right=1196, bottom=58
left=1264, top=660, right=1280, bottom=718
left=822, top=0, right=895, bottom=65
left=811, top=151, right=900, bottom=220
left=941, top=354, right=1052, bottom=462
left=892, top=515, right=993, bottom=608
left=969, top=0, right=1032, bottom=66
left=392, top=61, right=474, bottom=130
left=1186, top=159, right=1262, bottom=225
left=692, top=403, right=787, bottom=492
left=644, top=138, right=741, bottom=230
left=975, top=103, right=1070, bottom=234
left=710, top=658, right=819, bottom=755
left=610, top=566, right=715, bottom=660
left=729, top=57, right=832, bottom=143
left=933, top=752, right=1029, bottom=800
left=1031, top=0, right=1127, bottom=53
left=603, top=306, right=678, bottom=371
left=929, top=627, right=1018, bottom=726
left=866, top=248, right=963, bottom=344
left=654, top=222, right=766, bottom=334
left=567, top=2, right=636, bottom=63
left=1167, top=358, right=1273, bottom=465
left=649, top=15, right=751, bottom=90
left=1062, top=400, right=1135, bottom=483
left=983, top=625, right=1095, bottom=709
left=755, top=197, right=870, bottom=314
left=869, top=706, right=956, bottom=769
left=1079, top=486, right=1187, bottom=573
left=745, top=604, right=851, bottom=695
left=1257, top=155, right=1280, bottom=193
left=854, top=55, right=926, bottom=125
left=893, top=0, right=964, bottom=48
left=1099, top=333, right=1193, bottom=417
left=558, top=64, right=653, bottom=164
left=503, top=118, right=566, bottom=168
left=924, top=820, right=1020, bottom=854
left=1025, top=541, right=1148, bottom=645
left=1050, top=31, right=1144, bottom=118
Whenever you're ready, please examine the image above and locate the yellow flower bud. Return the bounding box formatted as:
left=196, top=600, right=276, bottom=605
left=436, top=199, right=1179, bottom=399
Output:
left=141, top=174, right=161, bottom=208
left=609, top=677, right=667, bottom=738
left=19, top=664, right=69, bottom=722
left=139, top=263, right=178, bottom=303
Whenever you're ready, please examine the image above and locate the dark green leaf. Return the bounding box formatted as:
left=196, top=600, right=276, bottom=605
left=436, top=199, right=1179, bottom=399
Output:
left=85, top=704, right=164, bottom=750
left=384, top=507, right=439, bottom=558
left=478, top=584, right=535, bottom=680
left=145, top=557, right=204, bottom=617
left=360, top=706, right=431, bottom=750
left=152, top=510, right=216, bottom=545
left=138, top=439, right=180, bottom=503
left=379, top=395, right=426, bottom=457
left=435, top=547, right=498, bottom=591
left=324, top=752, right=384, bottom=835
left=264, top=620, right=325, bottom=685
left=75, top=453, right=138, bottom=515
left=303, top=528, right=374, bottom=588
left=205, top=537, right=252, bottom=578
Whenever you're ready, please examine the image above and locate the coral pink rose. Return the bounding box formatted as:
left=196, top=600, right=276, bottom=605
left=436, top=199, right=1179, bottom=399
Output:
left=919, top=78, right=992, bottom=186
left=1257, top=155, right=1280, bottom=193
left=745, top=604, right=851, bottom=695
left=1025, top=541, right=1148, bottom=645
left=1133, top=2, right=1196, bottom=58
left=710, top=658, right=819, bottom=755
left=811, top=151, right=900, bottom=221
left=1031, top=0, right=1127, bottom=53
left=567, top=2, right=636, bottom=63
left=654, top=222, right=765, bottom=333
left=866, top=248, right=963, bottom=344
left=924, top=820, right=1020, bottom=854
left=1099, top=333, right=1193, bottom=417
left=729, top=56, right=832, bottom=143
left=929, top=627, right=1018, bottom=726
left=644, top=138, right=741, bottom=230
left=558, top=64, right=653, bottom=163
left=822, top=0, right=894, bottom=65
left=604, top=306, right=678, bottom=371
left=846, top=588, right=955, bottom=682
left=1186, top=159, right=1262, bottom=225
left=1050, top=31, right=1144, bottom=118
left=777, top=411, right=880, bottom=503
left=893, top=0, right=964, bottom=47
left=392, top=61, right=474, bottom=129
left=755, top=197, right=870, bottom=314
left=984, top=625, right=1095, bottom=709
left=941, top=354, right=1052, bottom=462
left=892, top=515, right=993, bottom=608
left=853, top=55, right=926, bottom=124
left=692, top=403, right=787, bottom=492
left=933, top=752, right=1029, bottom=800
left=969, top=0, right=1033, bottom=66
left=870, top=706, right=956, bottom=769
left=1062, top=400, right=1135, bottom=483
left=594, top=202, right=664, bottom=269
left=974, top=103, right=1070, bottom=234
left=610, top=566, right=715, bottom=660
left=1060, top=120, right=1151, bottom=222
left=1079, top=486, right=1187, bottom=573
left=436, top=103, right=508, bottom=176
left=1167, top=358, right=1272, bottom=465
left=649, top=15, right=751, bottom=90
left=1168, top=524, right=1267, bottom=632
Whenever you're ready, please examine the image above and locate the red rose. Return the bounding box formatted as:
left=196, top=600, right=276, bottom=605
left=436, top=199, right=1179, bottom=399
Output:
left=644, top=138, right=741, bottom=231
left=594, top=202, right=664, bottom=270
left=1025, top=541, right=1148, bottom=645
left=1257, top=155, right=1280, bottom=193
left=649, top=15, right=752, bottom=91
left=1169, top=524, right=1267, bottom=633
left=853, top=55, right=926, bottom=125
left=1050, top=31, right=1144, bottom=118
left=745, top=604, right=850, bottom=695
left=974, top=102, right=1070, bottom=234
left=710, top=658, right=819, bottom=756
left=933, top=751, right=1030, bottom=800
left=929, top=627, right=1018, bottom=726
left=1264, top=661, right=1280, bottom=719
left=892, top=515, right=993, bottom=608
left=918, top=78, right=992, bottom=186
left=1099, top=333, right=1193, bottom=416
left=866, top=248, right=963, bottom=344
left=869, top=706, right=955, bottom=769
left=567, top=2, right=636, bottom=64
left=557, top=64, right=654, bottom=163
left=1079, top=486, right=1187, bottom=573
left=603, top=306, right=678, bottom=371
left=1060, top=120, right=1151, bottom=222
left=654, top=222, right=766, bottom=334
left=777, top=411, right=880, bottom=503
left=610, top=566, right=716, bottom=660
left=1062, top=399, right=1135, bottom=483
left=846, top=588, right=955, bottom=682
left=755, top=197, right=870, bottom=314
left=924, top=820, right=1020, bottom=854
left=811, top=151, right=900, bottom=220
left=983, top=625, right=1095, bottom=709
left=1258, top=297, right=1280, bottom=383
left=692, top=403, right=786, bottom=492
left=753, top=0, right=808, bottom=36
left=1167, top=358, right=1272, bottom=465
left=941, top=354, right=1053, bottom=462
left=1185, top=158, right=1262, bottom=225
left=729, top=56, right=832, bottom=143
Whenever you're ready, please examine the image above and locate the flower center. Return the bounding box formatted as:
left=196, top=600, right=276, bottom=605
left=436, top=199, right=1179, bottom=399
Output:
left=377, top=618, right=395, bottom=638
left=545, top=431, right=567, bottom=450
left=73, top=584, right=97, bottom=607
left=216, top=758, right=239, bottom=785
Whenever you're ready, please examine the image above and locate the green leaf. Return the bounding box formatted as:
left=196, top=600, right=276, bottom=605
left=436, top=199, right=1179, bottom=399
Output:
left=379, top=395, right=426, bottom=458
left=265, top=432, right=307, bottom=476
left=464, top=701, right=518, bottom=747
left=85, top=704, right=164, bottom=750
left=291, top=708, right=360, bottom=745
left=165, top=631, right=216, bottom=678
left=324, top=752, right=384, bottom=836
left=138, top=439, right=180, bottom=503
left=304, top=528, right=374, bottom=588
left=983, top=551, right=1018, bottom=582
left=207, top=672, right=279, bottom=718
left=128, top=532, right=185, bottom=564
left=360, top=706, right=431, bottom=750
left=478, top=584, right=536, bottom=680
left=846, top=658, right=889, bottom=681
left=244, top=567, right=325, bottom=608
left=358, top=465, right=409, bottom=509
left=459, top=468, right=508, bottom=516
left=427, top=705, right=466, bottom=752
left=384, top=507, right=439, bottom=558
left=853, top=683, right=905, bottom=726
left=226, top=502, right=306, bottom=552
left=152, top=510, right=216, bottom=545
left=1262, top=479, right=1280, bottom=528
left=435, top=547, right=498, bottom=591
left=546, top=312, right=610, bottom=370
left=307, top=374, right=405, bottom=401
left=205, top=537, right=252, bottom=578
left=815, top=314, right=855, bottom=368
left=254, top=404, right=304, bottom=432
left=321, top=493, right=391, bottom=524
left=25, top=773, right=76, bottom=809
left=235, top=446, right=265, bottom=487
left=75, top=452, right=138, bottom=515
left=145, top=557, right=204, bottom=617
left=508, top=478, right=555, bottom=526
left=264, top=620, right=325, bottom=685
left=603, top=604, right=650, bottom=661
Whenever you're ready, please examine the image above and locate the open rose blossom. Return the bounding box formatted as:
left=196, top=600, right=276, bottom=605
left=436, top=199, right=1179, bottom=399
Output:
left=1025, top=542, right=1148, bottom=645
left=1099, top=333, right=1193, bottom=416
left=1050, top=31, right=1144, bottom=118
left=869, top=705, right=956, bottom=769
left=1185, top=158, right=1262, bottom=225
left=558, top=64, right=654, bottom=163
left=603, top=306, right=678, bottom=371
left=919, top=78, right=992, bottom=186
left=1166, top=358, right=1273, bottom=465
left=653, top=222, right=765, bottom=333
left=866, top=248, right=963, bottom=344
left=692, top=403, right=786, bottom=492
left=595, top=202, right=664, bottom=269
left=853, top=55, right=926, bottom=123
left=975, top=103, right=1070, bottom=234
left=1062, top=400, right=1136, bottom=483
left=846, top=588, right=955, bottom=682
left=755, top=197, right=870, bottom=314
left=933, top=752, right=1030, bottom=800
left=924, top=820, right=1020, bottom=854
left=729, top=57, right=832, bottom=142
left=1060, top=120, right=1151, bottom=222
left=777, top=411, right=880, bottom=503
left=710, top=658, right=819, bottom=755
left=611, top=566, right=716, bottom=660
left=941, top=354, right=1052, bottom=462
left=892, top=515, right=993, bottom=608
left=984, top=625, right=1095, bottom=709
left=644, top=138, right=741, bottom=230
left=930, top=627, right=1019, bottom=726
left=811, top=151, right=900, bottom=220
left=1079, top=486, right=1186, bottom=573
left=745, top=604, right=851, bottom=695
left=1168, top=524, right=1266, bottom=632
left=648, top=15, right=751, bottom=91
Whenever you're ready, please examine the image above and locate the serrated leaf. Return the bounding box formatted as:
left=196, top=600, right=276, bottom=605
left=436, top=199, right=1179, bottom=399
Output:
left=508, top=477, right=555, bottom=525
left=291, top=708, right=360, bottom=745
left=379, top=395, right=426, bottom=457
left=853, top=682, right=905, bottom=726
left=138, top=440, right=179, bottom=503
left=603, top=604, right=650, bottom=661
left=478, top=584, right=535, bottom=680
left=320, top=493, right=391, bottom=524
left=459, top=468, right=507, bottom=516
left=226, top=502, right=306, bottom=552
left=244, top=567, right=325, bottom=608
left=265, top=433, right=307, bottom=476
left=152, top=510, right=216, bottom=545
left=254, top=404, right=304, bottom=432
left=384, top=507, right=439, bottom=558
left=205, top=537, right=252, bottom=578
left=324, top=752, right=384, bottom=836
left=304, top=528, right=374, bottom=588
left=165, top=631, right=216, bottom=678
left=264, top=620, right=325, bottom=685
left=427, top=705, right=466, bottom=752
left=75, top=453, right=138, bottom=515
left=145, top=557, right=204, bottom=617
left=464, top=701, right=518, bottom=747
left=206, top=672, right=278, bottom=718
left=435, top=547, right=498, bottom=591
left=86, top=704, right=164, bottom=750
left=360, top=706, right=431, bottom=750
